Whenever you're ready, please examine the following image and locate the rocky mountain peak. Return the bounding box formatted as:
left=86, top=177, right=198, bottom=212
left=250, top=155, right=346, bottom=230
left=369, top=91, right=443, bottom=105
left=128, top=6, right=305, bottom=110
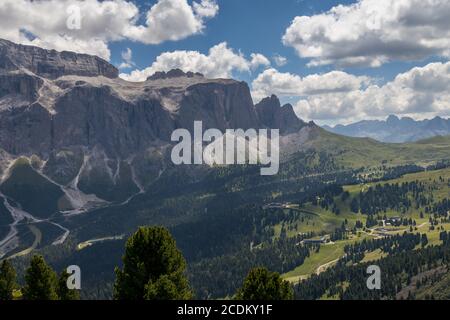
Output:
left=255, top=95, right=307, bottom=134
left=0, top=38, right=118, bottom=79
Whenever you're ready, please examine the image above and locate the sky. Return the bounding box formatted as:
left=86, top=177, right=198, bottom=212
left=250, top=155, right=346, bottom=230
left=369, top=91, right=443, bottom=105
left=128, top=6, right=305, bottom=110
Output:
left=0, top=0, right=449, bottom=125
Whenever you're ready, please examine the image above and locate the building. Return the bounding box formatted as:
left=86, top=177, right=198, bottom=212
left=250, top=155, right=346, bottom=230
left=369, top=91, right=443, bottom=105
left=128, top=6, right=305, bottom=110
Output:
left=300, top=235, right=330, bottom=245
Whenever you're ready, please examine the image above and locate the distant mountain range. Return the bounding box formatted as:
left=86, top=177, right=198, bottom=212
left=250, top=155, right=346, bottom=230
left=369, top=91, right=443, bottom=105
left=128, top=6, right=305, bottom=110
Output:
left=323, top=115, right=450, bottom=143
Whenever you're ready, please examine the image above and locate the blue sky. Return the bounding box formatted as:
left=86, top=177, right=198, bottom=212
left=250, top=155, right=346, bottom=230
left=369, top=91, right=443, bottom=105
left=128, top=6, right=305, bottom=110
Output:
left=112, top=0, right=441, bottom=83
left=1, top=0, right=449, bottom=125
left=111, top=0, right=335, bottom=81
left=112, top=0, right=395, bottom=83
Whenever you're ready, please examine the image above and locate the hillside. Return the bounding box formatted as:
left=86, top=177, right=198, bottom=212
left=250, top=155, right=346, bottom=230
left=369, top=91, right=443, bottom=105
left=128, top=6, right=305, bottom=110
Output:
left=310, top=128, right=450, bottom=168
left=274, top=167, right=450, bottom=298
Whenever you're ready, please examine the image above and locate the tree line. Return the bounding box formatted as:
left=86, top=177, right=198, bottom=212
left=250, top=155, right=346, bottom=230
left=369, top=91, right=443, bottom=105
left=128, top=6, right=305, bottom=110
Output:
left=350, top=181, right=428, bottom=215
left=0, top=255, right=79, bottom=300
left=342, top=232, right=426, bottom=264
left=188, top=235, right=310, bottom=299
left=294, top=236, right=450, bottom=300
left=1, top=226, right=293, bottom=301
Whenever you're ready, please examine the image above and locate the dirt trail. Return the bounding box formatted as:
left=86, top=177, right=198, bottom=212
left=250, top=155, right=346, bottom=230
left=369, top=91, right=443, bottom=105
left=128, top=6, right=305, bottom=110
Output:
left=316, top=258, right=340, bottom=275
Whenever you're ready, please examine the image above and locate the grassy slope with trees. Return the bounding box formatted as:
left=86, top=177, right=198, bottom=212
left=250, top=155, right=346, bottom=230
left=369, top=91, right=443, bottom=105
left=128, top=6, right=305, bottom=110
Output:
left=278, top=167, right=450, bottom=293
left=1, top=132, right=450, bottom=299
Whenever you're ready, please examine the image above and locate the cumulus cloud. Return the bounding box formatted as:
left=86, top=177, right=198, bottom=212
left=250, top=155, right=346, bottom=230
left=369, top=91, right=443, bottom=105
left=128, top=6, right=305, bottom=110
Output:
left=124, top=0, right=218, bottom=45
left=251, top=68, right=370, bottom=102
left=250, top=53, right=271, bottom=70
left=293, top=61, right=450, bottom=123
left=0, top=0, right=219, bottom=60
left=193, top=0, right=220, bottom=18
left=118, top=48, right=134, bottom=69
left=282, top=0, right=450, bottom=67
left=273, top=54, right=287, bottom=67
left=120, top=43, right=270, bottom=81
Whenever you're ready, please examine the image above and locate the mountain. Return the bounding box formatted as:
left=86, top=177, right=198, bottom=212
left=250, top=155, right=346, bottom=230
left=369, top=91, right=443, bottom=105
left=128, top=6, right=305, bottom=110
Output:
left=0, top=40, right=278, bottom=181
left=0, top=38, right=316, bottom=257
left=323, top=115, right=450, bottom=143
left=2, top=39, right=450, bottom=300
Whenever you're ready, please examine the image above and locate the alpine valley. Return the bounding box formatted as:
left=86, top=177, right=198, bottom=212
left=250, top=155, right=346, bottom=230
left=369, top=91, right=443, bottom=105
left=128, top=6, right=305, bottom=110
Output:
left=1, top=39, right=450, bottom=300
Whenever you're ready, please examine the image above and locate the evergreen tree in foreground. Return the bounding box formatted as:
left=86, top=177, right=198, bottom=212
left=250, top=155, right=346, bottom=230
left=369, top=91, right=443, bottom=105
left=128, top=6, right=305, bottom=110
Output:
left=22, top=255, right=58, bottom=300
left=114, top=226, right=192, bottom=300
left=0, top=259, right=17, bottom=300
left=236, top=267, right=294, bottom=300
left=57, top=270, right=80, bottom=300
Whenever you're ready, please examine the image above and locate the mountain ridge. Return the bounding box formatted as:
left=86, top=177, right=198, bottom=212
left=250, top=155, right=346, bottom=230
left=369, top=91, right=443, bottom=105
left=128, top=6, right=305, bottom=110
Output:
left=323, top=115, right=450, bottom=143
left=0, top=38, right=119, bottom=79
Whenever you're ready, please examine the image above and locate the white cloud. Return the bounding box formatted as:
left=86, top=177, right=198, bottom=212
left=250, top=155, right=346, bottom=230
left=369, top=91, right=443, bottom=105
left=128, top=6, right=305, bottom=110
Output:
left=293, top=61, right=450, bottom=123
left=122, top=48, right=133, bottom=62
left=118, top=48, right=134, bottom=69
left=0, top=0, right=219, bottom=61
left=251, top=68, right=370, bottom=102
left=124, top=0, right=218, bottom=45
left=121, top=43, right=269, bottom=81
left=273, top=54, right=287, bottom=67
left=250, top=53, right=271, bottom=70
left=282, top=0, right=450, bottom=67
left=23, top=35, right=112, bottom=62
left=193, top=0, right=220, bottom=18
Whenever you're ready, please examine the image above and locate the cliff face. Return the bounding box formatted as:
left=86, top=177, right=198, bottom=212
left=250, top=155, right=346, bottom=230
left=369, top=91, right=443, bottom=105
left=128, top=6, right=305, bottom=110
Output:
left=47, top=84, right=175, bottom=157
left=177, top=81, right=259, bottom=132
left=0, top=39, right=118, bottom=79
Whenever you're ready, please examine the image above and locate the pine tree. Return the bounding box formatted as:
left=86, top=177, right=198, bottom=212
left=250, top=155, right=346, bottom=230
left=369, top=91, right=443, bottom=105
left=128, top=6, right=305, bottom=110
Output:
left=22, top=255, right=58, bottom=300
left=236, top=267, right=293, bottom=300
left=114, top=226, right=192, bottom=300
left=0, top=259, right=16, bottom=300
left=421, top=234, right=429, bottom=248
left=144, top=275, right=179, bottom=300
left=57, top=270, right=80, bottom=300
left=350, top=198, right=359, bottom=213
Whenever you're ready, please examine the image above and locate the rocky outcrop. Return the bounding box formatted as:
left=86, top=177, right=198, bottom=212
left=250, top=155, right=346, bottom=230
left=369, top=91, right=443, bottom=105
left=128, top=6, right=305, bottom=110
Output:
left=0, top=102, right=52, bottom=155
left=255, top=95, right=306, bottom=134
left=147, top=69, right=204, bottom=81
left=0, top=73, right=43, bottom=102
left=0, top=39, right=118, bottom=79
